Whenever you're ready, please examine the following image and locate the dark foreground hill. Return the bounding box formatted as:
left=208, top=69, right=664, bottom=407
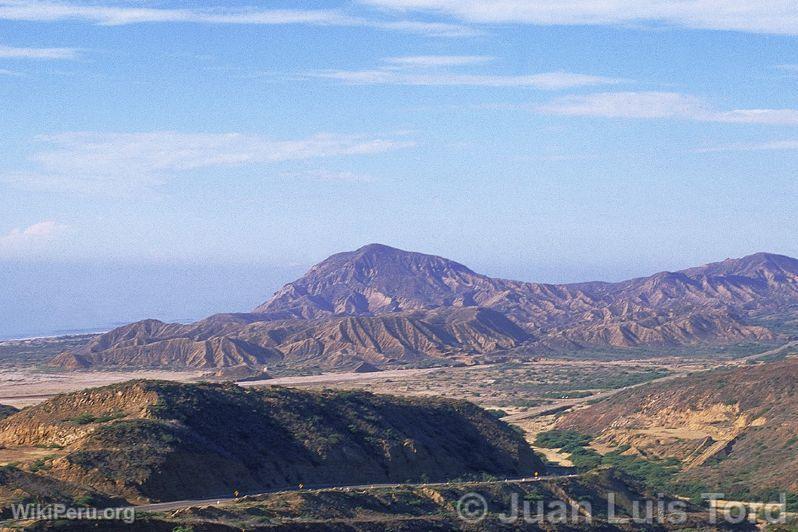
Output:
left=52, top=245, right=798, bottom=370
left=0, top=380, right=543, bottom=505
left=556, top=358, right=798, bottom=500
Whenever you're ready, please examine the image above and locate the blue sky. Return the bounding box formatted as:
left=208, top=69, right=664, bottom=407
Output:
left=1, top=1, right=798, bottom=334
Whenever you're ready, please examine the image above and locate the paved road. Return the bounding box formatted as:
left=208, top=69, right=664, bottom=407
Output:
left=135, top=474, right=580, bottom=513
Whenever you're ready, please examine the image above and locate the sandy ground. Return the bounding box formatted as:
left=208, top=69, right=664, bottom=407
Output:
left=240, top=366, right=451, bottom=388
left=0, top=366, right=479, bottom=408
left=0, top=369, right=205, bottom=408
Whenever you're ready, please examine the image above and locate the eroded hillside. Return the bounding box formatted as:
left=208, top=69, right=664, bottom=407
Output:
left=0, top=380, right=543, bottom=505
left=50, top=246, right=798, bottom=371
left=556, top=358, right=798, bottom=498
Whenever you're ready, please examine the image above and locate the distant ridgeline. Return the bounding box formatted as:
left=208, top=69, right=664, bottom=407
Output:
left=51, top=244, right=798, bottom=370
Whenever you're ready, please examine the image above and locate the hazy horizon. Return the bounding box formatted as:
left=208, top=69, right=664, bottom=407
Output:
left=4, top=245, right=795, bottom=339
left=2, top=0, right=797, bottom=337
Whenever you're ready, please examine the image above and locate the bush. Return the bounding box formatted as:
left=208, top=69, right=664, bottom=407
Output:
left=69, top=411, right=124, bottom=425
left=71, top=413, right=97, bottom=425
left=570, top=447, right=602, bottom=471
left=534, top=430, right=592, bottom=452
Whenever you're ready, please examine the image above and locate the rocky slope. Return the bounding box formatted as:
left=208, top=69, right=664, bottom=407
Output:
left=22, top=470, right=753, bottom=531
left=52, top=245, right=798, bottom=370
left=53, top=306, right=530, bottom=370
left=0, top=404, right=18, bottom=420
left=256, top=245, right=793, bottom=349
left=556, top=357, right=798, bottom=499
left=0, top=467, right=123, bottom=519
left=0, top=380, right=543, bottom=504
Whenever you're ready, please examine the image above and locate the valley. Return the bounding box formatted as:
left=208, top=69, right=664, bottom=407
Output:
left=3, top=245, right=798, bottom=530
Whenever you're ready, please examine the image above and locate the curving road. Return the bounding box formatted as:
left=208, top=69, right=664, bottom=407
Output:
left=135, top=474, right=580, bottom=514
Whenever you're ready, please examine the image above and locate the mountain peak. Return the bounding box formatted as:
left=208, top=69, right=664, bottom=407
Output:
left=688, top=252, right=798, bottom=278
left=331, top=243, right=473, bottom=270
left=353, top=243, right=405, bottom=255
left=254, top=244, right=488, bottom=317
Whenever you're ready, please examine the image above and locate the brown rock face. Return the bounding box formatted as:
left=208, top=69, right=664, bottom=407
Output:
left=256, top=245, right=792, bottom=349
left=59, top=306, right=532, bottom=370
left=556, top=358, right=798, bottom=497
left=54, top=245, right=798, bottom=370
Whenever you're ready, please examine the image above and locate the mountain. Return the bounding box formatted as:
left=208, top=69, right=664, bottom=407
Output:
left=255, top=245, right=796, bottom=349
left=254, top=243, right=500, bottom=317
left=556, top=357, right=798, bottom=500
left=55, top=306, right=531, bottom=370
left=52, top=245, right=798, bottom=370
left=0, top=380, right=543, bottom=504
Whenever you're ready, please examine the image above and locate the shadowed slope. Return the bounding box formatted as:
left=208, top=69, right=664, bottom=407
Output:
left=0, top=380, right=543, bottom=503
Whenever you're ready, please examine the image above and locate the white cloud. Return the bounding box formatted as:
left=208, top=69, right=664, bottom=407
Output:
left=0, top=220, right=67, bottom=253
left=315, top=69, right=624, bottom=89
left=0, top=44, right=79, bottom=60
left=371, top=20, right=479, bottom=37
left=0, top=68, right=21, bottom=75
left=0, top=1, right=354, bottom=25
left=1, top=131, right=414, bottom=195
left=312, top=54, right=623, bottom=89
left=358, top=0, right=798, bottom=36
left=538, top=91, right=707, bottom=118
left=694, top=140, right=798, bottom=153
left=384, top=55, right=493, bottom=67
left=0, top=1, right=474, bottom=36
left=280, top=169, right=375, bottom=182
left=710, top=109, right=798, bottom=125
left=537, top=92, right=798, bottom=125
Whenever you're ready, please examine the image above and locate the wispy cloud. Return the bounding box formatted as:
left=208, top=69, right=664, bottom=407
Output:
left=536, top=92, right=798, bottom=125
left=0, top=44, right=79, bottom=60
left=317, top=69, right=623, bottom=88
left=384, top=55, right=493, bottom=67
left=0, top=220, right=67, bottom=254
left=371, top=20, right=478, bottom=37
left=0, top=1, right=475, bottom=36
left=280, top=169, right=375, bottom=182
left=694, top=140, right=798, bottom=153
left=312, top=55, right=624, bottom=89
left=2, top=131, right=415, bottom=195
left=359, top=0, right=798, bottom=36
left=0, top=68, right=21, bottom=75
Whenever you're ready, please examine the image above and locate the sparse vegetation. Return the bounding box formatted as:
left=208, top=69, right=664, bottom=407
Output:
left=68, top=411, right=125, bottom=425
left=557, top=358, right=798, bottom=503
left=534, top=430, right=704, bottom=497
left=28, top=455, right=58, bottom=473
left=0, top=380, right=542, bottom=503
left=535, top=430, right=592, bottom=452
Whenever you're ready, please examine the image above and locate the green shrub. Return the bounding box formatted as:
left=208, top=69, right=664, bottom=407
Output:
left=534, top=430, right=592, bottom=452
left=69, top=411, right=125, bottom=425
left=71, top=413, right=97, bottom=425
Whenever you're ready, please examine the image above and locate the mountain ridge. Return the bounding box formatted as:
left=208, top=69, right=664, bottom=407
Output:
left=52, top=245, right=798, bottom=370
